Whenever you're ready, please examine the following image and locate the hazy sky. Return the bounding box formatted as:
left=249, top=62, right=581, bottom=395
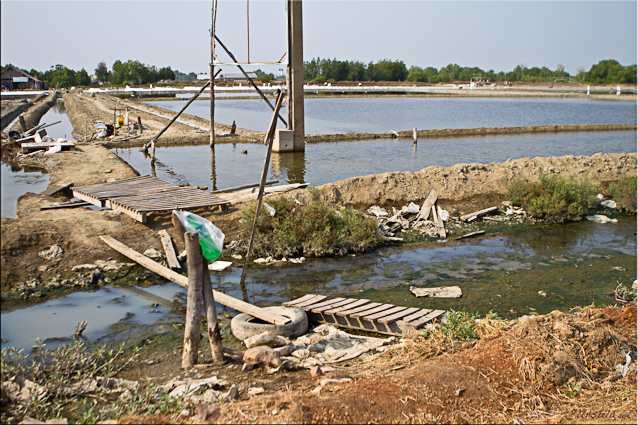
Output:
left=1, top=1, right=636, bottom=76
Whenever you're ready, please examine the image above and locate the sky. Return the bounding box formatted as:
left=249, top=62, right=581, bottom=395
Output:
left=1, top=0, right=636, bottom=77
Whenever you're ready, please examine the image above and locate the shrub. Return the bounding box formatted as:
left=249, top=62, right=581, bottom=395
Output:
left=240, top=196, right=382, bottom=258
left=508, top=173, right=599, bottom=223
left=607, top=174, right=637, bottom=213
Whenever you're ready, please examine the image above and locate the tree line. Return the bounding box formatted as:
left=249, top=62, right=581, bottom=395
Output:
left=303, top=58, right=636, bottom=85
left=2, top=58, right=635, bottom=88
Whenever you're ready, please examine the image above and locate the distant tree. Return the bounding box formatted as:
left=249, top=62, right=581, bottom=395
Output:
left=586, top=59, right=636, bottom=84
left=158, top=66, right=175, bottom=81
left=75, top=68, right=91, bottom=86
left=29, top=68, right=45, bottom=81
left=95, top=61, right=108, bottom=83
left=43, top=64, right=76, bottom=88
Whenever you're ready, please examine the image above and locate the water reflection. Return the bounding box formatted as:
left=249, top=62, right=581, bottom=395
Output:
left=271, top=151, right=306, bottom=184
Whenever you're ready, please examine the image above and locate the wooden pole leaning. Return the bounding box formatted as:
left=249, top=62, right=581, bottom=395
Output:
left=143, top=72, right=220, bottom=158
left=240, top=90, right=286, bottom=286
left=210, top=0, right=218, bottom=146
left=182, top=231, right=204, bottom=369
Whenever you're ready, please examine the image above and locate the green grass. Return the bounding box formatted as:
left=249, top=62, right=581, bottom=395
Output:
left=607, top=174, right=637, bottom=213
left=239, top=196, right=383, bottom=258
left=508, top=173, right=599, bottom=223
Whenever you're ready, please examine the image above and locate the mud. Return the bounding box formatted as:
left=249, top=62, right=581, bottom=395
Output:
left=0, top=93, right=49, bottom=134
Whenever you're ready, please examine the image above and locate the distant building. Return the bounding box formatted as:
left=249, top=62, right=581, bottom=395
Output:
left=1, top=66, right=48, bottom=90
left=217, top=73, right=258, bottom=82
left=196, top=73, right=210, bottom=81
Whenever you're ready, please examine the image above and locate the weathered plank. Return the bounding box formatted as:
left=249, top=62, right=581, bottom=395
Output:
left=416, top=188, right=437, bottom=221
left=311, top=298, right=356, bottom=313
left=350, top=304, right=395, bottom=318
left=285, top=294, right=328, bottom=308
left=336, top=302, right=381, bottom=317
left=405, top=309, right=446, bottom=328
left=324, top=299, right=369, bottom=315
left=98, top=235, right=290, bottom=325
left=362, top=306, right=409, bottom=321
left=378, top=307, right=420, bottom=324
left=460, top=206, right=498, bottom=222
left=158, top=229, right=181, bottom=270
left=283, top=294, right=320, bottom=306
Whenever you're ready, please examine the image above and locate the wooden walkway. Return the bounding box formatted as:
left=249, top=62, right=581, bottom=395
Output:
left=284, top=294, right=445, bottom=336
left=73, top=176, right=229, bottom=223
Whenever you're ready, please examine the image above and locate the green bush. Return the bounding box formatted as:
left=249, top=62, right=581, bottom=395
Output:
left=508, top=173, right=599, bottom=223
left=440, top=309, right=480, bottom=342
left=607, top=174, right=637, bottom=213
left=240, top=196, right=382, bottom=258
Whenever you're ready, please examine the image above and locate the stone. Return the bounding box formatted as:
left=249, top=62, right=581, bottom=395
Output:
left=243, top=346, right=282, bottom=368
left=39, top=245, right=63, bottom=260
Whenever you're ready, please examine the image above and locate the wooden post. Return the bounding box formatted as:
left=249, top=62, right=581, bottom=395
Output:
left=19, top=115, right=27, bottom=134
left=201, top=260, right=224, bottom=363
left=182, top=231, right=204, bottom=369
left=137, top=116, right=143, bottom=134
left=240, top=90, right=286, bottom=286
left=413, top=127, right=417, bottom=143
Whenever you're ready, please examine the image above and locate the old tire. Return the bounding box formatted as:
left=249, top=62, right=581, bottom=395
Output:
left=230, top=306, right=308, bottom=341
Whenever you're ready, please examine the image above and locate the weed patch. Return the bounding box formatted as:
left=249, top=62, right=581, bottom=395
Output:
left=508, top=173, right=598, bottom=223
left=607, top=174, right=637, bottom=213
left=238, top=196, right=383, bottom=258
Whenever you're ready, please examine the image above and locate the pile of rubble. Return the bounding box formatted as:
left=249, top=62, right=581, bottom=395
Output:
left=365, top=188, right=527, bottom=240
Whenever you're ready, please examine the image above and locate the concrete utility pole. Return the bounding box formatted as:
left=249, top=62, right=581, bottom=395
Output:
left=287, top=0, right=305, bottom=151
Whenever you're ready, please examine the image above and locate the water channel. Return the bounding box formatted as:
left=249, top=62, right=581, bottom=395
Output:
left=145, top=96, right=637, bottom=134
left=1, top=96, right=636, bottom=353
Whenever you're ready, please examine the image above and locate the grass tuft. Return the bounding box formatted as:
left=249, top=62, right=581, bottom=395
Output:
left=607, top=174, right=637, bottom=213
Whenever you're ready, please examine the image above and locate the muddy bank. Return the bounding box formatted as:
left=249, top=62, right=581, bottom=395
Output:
left=1, top=144, right=635, bottom=303
left=63, top=93, right=264, bottom=145
left=305, top=123, right=637, bottom=143
left=7, top=92, right=58, bottom=135
left=0, top=93, right=49, bottom=133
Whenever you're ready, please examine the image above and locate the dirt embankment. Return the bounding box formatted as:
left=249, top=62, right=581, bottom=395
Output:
left=305, top=123, right=637, bottom=143
left=1, top=93, right=49, bottom=132
left=1, top=145, right=635, bottom=303
left=62, top=93, right=264, bottom=146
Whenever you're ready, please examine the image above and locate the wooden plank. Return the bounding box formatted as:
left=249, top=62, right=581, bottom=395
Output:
left=158, top=229, right=180, bottom=270
left=324, top=299, right=369, bottom=314
left=362, top=306, right=408, bottom=321
left=435, top=205, right=446, bottom=238
left=43, top=182, right=73, bottom=197
left=400, top=308, right=433, bottom=323
left=460, top=206, right=498, bottom=222
left=350, top=303, right=395, bottom=318
left=311, top=298, right=356, bottom=313
left=40, top=201, right=90, bottom=210
left=336, top=302, right=381, bottom=317
left=416, top=188, right=437, bottom=221
left=456, top=230, right=485, bottom=240
left=114, top=284, right=174, bottom=310
left=211, top=179, right=279, bottom=194
left=283, top=294, right=321, bottom=307
left=302, top=297, right=346, bottom=311
left=289, top=294, right=328, bottom=308
left=405, top=309, right=446, bottom=328
left=98, top=235, right=290, bottom=325
left=378, top=307, right=420, bottom=324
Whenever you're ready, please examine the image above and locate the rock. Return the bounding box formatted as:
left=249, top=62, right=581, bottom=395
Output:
left=223, top=384, right=238, bottom=401
left=143, top=248, right=163, bottom=260
left=243, top=346, right=282, bottom=368
left=310, top=366, right=323, bottom=378
left=39, top=245, right=63, bottom=260
left=244, top=331, right=288, bottom=349
left=410, top=285, right=462, bottom=298
left=248, top=387, right=264, bottom=396
left=274, top=344, right=295, bottom=356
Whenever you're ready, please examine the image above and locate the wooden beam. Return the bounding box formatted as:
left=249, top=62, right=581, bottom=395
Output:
left=98, top=235, right=290, bottom=325
left=460, top=206, right=499, bottom=222
left=416, top=188, right=437, bottom=221
left=158, top=229, right=181, bottom=270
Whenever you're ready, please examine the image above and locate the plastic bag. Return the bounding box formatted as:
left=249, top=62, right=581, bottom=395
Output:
left=173, top=210, right=225, bottom=261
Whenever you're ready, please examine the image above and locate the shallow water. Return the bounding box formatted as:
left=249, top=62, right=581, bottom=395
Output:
left=0, top=162, right=48, bottom=218
left=2, top=217, right=635, bottom=352
left=145, top=97, right=638, bottom=134
left=1, top=99, right=74, bottom=218
left=113, top=130, right=637, bottom=190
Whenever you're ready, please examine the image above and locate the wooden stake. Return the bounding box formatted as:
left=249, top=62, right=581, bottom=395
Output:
left=19, top=115, right=27, bottom=133
left=182, top=231, right=204, bottom=369
left=240, top=90, right=286, bottom=286
left=158, top=229, right=181, bottom=270
left=137, top=116, right=143, bottom=134
left=201, top=260, right=224, bottom=363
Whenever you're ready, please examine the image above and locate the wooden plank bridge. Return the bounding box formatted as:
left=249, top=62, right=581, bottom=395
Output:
left=284, top=294, right=446, bottom=336
left=73, top=176, right=230, bottom=223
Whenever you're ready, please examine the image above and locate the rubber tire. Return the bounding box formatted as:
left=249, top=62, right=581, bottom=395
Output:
left=230, top=306, right=308, bottom=341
